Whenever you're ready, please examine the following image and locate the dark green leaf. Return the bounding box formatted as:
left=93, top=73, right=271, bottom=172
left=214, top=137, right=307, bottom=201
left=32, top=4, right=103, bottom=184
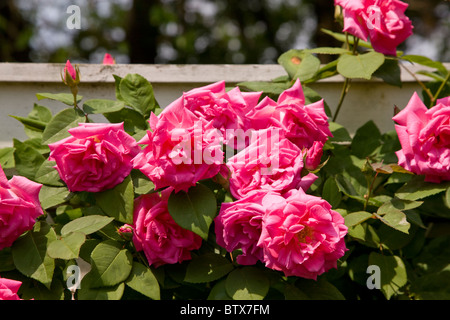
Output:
left=83, top=99, right=125, bottom=114
left=95, top=175, right=134, bottom=224
left=368, top=252, right=407, bottom=299
left=184, top=253, right=234, bottom=283
left=351, top=120, right=382, bottom=158
left=126, top=262, right=160, bottom=300
left=225, top=267, right=269, bottom=300
left=11, top=222, right=57, bottom=289
left=41, top=108, right=85, bottom=145
left=88, top=240, right=133, bottom=288
left=119, top=73, right=159, bottom=118
left=344, top=211, right=373, bottom=227
left=167, top=183, right=217, bottom=240
left=13, top=138, right=45, bottom=180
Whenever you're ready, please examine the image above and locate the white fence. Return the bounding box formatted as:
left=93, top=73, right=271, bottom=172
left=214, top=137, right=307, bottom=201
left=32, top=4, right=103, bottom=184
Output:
left=0, top=63, right=443, bottom=148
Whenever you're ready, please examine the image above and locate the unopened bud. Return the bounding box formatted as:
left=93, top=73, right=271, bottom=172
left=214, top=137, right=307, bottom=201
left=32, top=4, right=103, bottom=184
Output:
left=102, top=53, right=116, bottom=65
left=118, top=224, right=133, bottom=241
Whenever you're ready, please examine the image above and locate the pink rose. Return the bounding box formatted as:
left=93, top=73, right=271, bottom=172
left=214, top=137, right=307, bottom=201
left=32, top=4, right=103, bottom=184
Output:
left=257, top=189, right=348, bottom=279
left=246, top=79, right=332, bottom=150
left=0, top=165, right=43, bottom=251
left=132, top=187, right=203, bottom=268
left=393, top=92, right=450, bottom=183
left=102, top=53, right=115, bottom=65
left=335, top=0, right=413, bottom=56
left=133, top=98, right=224, bottom=193
left=0, top=277, right=23, bottom=300
left=227, top=128, right=318, bottom=199
left=48, top=122, right=140, bottom=193
left=163, top=81, right=261, bottom=149
left=214, top=190, right=268, bottom=265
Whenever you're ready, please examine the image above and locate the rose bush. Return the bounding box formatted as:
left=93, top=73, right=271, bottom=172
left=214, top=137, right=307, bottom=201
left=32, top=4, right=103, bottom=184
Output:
left=1, top=0, right=450, bottom=301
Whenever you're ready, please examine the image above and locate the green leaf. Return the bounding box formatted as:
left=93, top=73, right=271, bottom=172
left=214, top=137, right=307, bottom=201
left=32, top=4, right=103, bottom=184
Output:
left=277, top=49, right=321, bottom=81
left=395, top=176, right=450, bottom=201
left=10, top=115, right=47, bottom=131
left=329, top=122, right=352, bottom=143
left=11, top=221, right=57, bottom=289
left=13, top=138, right=45, bottom=180
left=208, top=279, right=233, bottom=300
left=445, top=187, right=450, bottom=209
left=337, top=52, right=385, bottom=80
left=131, top=169, right=155, bottom=195
left=293, top=278, right=346, bottom=300
left=126, top=262, right=160, bottom=300
left=184, top=253, right=234, bottom=283
left=41, top=108, right=85, bottom=145
left=375, top=209, right=410, bottom=234
left=61, top=215, right=114, bottom=236
left=373, top=58, right=402, bottom=87
left=113, top=74, right=124, bottom=101
left=377, top=198, right=423, bottom=215
left=401, top=54, right=448, bottom=74
left=88, top=240, right=133, bottom=288
left=225, top=267, right=269, bottom=300
left=0, top=248, right=15, bottom=272
left=237, top=81, right=290, bottom=97
left=47, top=232, right=86, bottom=260
left=95, top=175, right=134, bottom=224
left=39, top=185, right=72, bottom=209
left=35, top=160, right=65, bottom=187
left=78, top=272, right=125, bottom=300
left=119, top=73, right=159, bottom=118
left=351, top=120, right=382, bottom=158
left=344, top=211, right=373, bottom=227
left=36, top=93, right=82, bottom=106
left=322, top=177, right=342, bottom=208
left=304, top=47, right=350, bottom=55
left=103, top=108, right=149, bottom=135
left=368, top=253, right=407, bottom=300
left=0, top=147, right=15, bottom=169
left=167, top=183, right=217, bottom=240
left=28, top=104, right=53, bottom=123
left=82, top=99, right=125, bottom=114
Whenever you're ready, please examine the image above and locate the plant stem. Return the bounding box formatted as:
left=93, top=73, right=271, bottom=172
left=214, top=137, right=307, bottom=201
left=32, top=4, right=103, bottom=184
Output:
left=400, top=63, right=434, bottom=102
left=430, top=70, right=450, bottom=107
left=364, top=171, right=379, bottom=211
left=333, top=77, right=351, bottom=122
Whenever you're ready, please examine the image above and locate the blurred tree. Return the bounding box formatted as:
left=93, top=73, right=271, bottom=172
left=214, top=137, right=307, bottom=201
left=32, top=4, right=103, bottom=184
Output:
left=0, top=0, right=32, bottom=62
left=2, top=0, right=450, bottom=64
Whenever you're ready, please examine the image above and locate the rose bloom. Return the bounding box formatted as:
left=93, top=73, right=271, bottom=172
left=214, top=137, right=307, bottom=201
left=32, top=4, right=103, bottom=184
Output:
left=214, top=190, right=268, bottom=265
left=227, top=128, right=318, bottom=199
left=48, top=122, right=140, bottom=193
left=257, top=189, right=348, bottom=280
left=304, top=141, right=324, bottom=171
left=0, top=277, right=24, bottom=300
left=335, top=0, right=413, bottom=56
left=393, top=92, right=450, bottom=183
left=0, top=165, right=43, bottom=251
left=133, top=98, right=224, bottom=193
left=246, top=79, right=332, bottom=151
left=163, top=81, right=261, bottom=149
left=132, top=187, right=203, bottom=268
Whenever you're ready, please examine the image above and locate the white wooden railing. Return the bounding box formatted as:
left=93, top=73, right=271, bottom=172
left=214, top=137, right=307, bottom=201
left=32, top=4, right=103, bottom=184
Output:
left=0, top=63, right=445, bottom=148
